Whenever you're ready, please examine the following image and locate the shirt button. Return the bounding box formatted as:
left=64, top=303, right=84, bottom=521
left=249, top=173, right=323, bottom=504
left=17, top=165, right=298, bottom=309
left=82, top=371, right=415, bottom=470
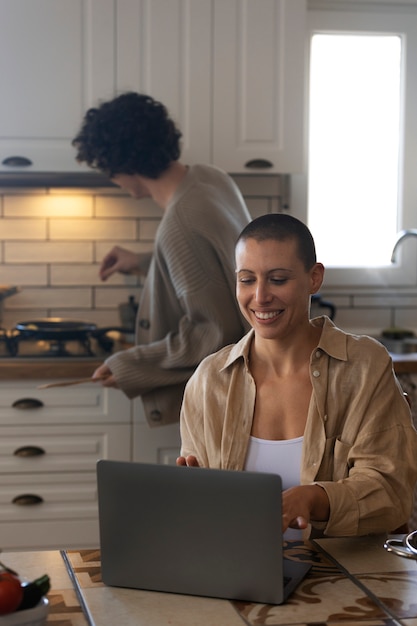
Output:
left=139, top=319, right=150, bottom=329
left=315, top=350, right=321, bottom=358
left=324, top=414, right=328, bottom=422
left=150, top=410, right=162, bottom=422
left=312, top=370, right=320, bottom=378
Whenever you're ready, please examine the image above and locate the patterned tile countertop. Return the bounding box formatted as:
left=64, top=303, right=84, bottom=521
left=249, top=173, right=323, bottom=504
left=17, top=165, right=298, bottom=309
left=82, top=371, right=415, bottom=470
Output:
left=3, top=535, right=417, bottom=625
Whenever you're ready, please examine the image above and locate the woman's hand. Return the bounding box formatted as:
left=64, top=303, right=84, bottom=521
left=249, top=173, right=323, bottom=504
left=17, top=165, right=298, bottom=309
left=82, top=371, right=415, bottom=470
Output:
left=176, top=455, right=200, bottom=467
left=282, top=484, right=330, bottom=533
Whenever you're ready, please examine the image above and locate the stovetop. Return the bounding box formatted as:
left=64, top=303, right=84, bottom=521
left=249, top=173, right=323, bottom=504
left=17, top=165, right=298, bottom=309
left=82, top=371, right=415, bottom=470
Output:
left=0, top=328, right=124, bottom=359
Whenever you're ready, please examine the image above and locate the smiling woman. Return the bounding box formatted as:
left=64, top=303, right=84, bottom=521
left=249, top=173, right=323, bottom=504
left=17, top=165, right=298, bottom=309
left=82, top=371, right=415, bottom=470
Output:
left=178, top=213, right=417, bottom=539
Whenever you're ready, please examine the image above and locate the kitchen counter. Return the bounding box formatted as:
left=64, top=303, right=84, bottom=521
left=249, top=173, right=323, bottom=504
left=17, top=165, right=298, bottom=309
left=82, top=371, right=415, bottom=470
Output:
left=0, top=351, right=416, bottom=381
left=0, top=341, right=133, bottom=380
left=3, top=535, right=417, bottom=625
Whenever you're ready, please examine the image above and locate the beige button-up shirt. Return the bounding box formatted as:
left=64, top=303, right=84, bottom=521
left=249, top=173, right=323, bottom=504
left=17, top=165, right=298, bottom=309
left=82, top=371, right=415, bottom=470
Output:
left=180, top=316, right=417, bottom=536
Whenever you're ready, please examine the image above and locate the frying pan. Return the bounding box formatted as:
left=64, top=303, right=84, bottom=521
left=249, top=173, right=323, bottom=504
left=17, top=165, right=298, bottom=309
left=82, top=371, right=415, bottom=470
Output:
left=14, top=318, right=133, bottom=341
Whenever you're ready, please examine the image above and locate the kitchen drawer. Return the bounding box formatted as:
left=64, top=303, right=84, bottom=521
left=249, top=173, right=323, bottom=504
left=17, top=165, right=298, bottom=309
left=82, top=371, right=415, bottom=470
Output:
left=0, top=518, right=100, bottom=550
left=0, top=382, right=131, bottom=425
left=0, top=472, right=98, bottom=522
left=0, top=424, right=131, bottom=471
left=0, top=472, right=101, bottom=549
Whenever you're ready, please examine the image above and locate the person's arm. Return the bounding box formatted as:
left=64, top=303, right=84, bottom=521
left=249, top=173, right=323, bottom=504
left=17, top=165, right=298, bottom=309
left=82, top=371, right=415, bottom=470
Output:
left=282, top=484, right=330, bottom=533
left=99, top=246, right=152, bottom=281
left=313, top=359, right=417, bottom=536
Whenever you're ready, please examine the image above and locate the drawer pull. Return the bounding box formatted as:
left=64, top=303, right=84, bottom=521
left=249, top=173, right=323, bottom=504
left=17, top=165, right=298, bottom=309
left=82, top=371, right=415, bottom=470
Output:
left=12, top=398, right=44, bottom=410
left=244, top=158, right=274, bottom=169
left=12, top=494, right=44, bottom=506
left=2, top=155, right=33, bottom=167
left=13, top=445, right=45, bottom=458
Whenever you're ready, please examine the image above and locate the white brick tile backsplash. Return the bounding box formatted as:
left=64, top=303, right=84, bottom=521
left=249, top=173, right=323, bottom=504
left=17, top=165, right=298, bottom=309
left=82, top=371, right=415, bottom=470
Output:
left=50, top=264, right=105, bottom=286
left=4, top=194, right=93, bottom=217
left=5, top=242, right=94, bottom=263
left=0, top=176, right=415, bottom=334
left=49, top=218, right=137, bottom=240
left=7, top=288, right=92, bottom=309
left=0, top=219, right=47, bottom=239
left=0, top=264, right=47, bottom=285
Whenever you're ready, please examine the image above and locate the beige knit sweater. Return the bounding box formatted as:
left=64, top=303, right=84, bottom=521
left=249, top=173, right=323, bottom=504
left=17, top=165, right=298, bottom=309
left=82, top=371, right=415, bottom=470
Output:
left=106, top=164, right=251, bottom=426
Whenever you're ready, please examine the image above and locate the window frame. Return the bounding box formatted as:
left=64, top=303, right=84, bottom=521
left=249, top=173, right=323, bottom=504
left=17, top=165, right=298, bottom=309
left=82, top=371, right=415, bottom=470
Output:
left=292, top=3, right=417, bottom=288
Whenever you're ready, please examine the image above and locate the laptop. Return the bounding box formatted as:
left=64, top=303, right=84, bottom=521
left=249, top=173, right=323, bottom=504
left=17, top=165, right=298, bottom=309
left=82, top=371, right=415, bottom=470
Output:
left=96, top=460, right=312, bottom=605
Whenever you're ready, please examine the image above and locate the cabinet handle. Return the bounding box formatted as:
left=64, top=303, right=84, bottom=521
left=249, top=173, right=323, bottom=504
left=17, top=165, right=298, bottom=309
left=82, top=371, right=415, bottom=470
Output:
left=244, top=158, right=274, bottom=169
left=12, top=398, right=44, bottom=410
left=12, top=494, right=43, bottom=506
left=13, top=445, right=45, bottom=458
left=2, top=155, right=33, bottom=167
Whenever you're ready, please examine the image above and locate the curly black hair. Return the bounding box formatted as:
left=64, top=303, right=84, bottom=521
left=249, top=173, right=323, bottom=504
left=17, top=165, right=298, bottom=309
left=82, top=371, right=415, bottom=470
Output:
left=72, top=92, right=182, bottom=179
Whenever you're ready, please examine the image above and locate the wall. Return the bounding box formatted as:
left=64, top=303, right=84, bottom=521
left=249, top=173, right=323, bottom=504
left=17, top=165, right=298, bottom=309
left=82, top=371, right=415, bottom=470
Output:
left=0, top=175, right=284, bottom=330
left=1, top=173, right=415, bottom=337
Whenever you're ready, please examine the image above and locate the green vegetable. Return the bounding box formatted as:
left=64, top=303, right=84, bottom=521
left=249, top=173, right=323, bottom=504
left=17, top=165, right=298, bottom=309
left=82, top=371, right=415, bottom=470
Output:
left=17, top=574, right=50, bottom=611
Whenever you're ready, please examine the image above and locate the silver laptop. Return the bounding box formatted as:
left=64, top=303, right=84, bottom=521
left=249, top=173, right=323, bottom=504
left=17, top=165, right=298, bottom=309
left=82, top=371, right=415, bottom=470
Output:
left=96, top=460, right=311, bottom=605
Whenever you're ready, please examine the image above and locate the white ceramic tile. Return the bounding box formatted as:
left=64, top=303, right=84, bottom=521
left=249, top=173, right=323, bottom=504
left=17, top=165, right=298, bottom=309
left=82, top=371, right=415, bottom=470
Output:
left=8, top=287, right=92, bottom=308
left=0, top=218, right=46, bottom=239
left=95, top=241, right=154, bottom=262
left=333, top=307, right=391, bottom=335
left=50, top=264, right=104, bottom=286
left=49, top=218, right=137, bottom=240
left=0, top=264, right=47, bottom=285
left=5, top=242, right=94, bottom=263
left=4, top=194, right=94, bottom=217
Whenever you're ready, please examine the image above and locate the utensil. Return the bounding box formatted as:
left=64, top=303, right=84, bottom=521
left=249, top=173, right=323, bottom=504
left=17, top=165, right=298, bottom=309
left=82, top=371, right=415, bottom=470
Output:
left=384, top=530, right=417, bottom=559
left=37, top=376, right=107, bottom=389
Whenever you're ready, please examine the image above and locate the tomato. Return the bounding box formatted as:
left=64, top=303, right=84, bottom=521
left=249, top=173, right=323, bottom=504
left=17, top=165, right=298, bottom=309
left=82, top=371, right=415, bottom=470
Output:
left=0, top=572, right=23, bottom=615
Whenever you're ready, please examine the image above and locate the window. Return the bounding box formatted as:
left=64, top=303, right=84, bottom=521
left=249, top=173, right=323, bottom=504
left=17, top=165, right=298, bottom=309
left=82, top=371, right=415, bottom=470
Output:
left=294, top=5, right=417, bottom=287
left=308, top=33, right=401, bottom=268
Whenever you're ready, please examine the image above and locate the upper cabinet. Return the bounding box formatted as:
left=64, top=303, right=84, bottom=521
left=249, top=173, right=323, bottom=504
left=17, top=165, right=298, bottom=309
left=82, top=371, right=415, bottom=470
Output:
left=116, top=0, right=307, bottom=174
left=115, top=0, right=213, bottom=166
left=0, top=0, right=115, bottom=173
left=0, top=0, right=306, bottom=175
left=212, top=0, right=306, bottom=174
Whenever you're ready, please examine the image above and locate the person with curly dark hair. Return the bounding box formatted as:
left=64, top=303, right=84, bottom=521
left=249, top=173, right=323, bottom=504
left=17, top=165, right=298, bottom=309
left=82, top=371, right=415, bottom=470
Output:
left=72, top=92, right=251, bottom=427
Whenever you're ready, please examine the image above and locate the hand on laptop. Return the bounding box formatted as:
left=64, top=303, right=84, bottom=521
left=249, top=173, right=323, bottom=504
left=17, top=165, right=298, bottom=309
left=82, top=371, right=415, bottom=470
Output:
left=282, top=484, right=330, bottom=533
left=176, top=455, right=199, bottom=467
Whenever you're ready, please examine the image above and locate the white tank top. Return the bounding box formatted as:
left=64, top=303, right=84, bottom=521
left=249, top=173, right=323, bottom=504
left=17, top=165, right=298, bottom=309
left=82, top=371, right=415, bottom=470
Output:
left=244, top=435, right=304, bottom=540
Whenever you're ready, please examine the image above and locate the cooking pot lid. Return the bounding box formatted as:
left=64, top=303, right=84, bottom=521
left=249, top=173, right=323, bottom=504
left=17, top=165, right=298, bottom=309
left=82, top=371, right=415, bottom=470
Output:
left=15, top=318, right=98, bottom=332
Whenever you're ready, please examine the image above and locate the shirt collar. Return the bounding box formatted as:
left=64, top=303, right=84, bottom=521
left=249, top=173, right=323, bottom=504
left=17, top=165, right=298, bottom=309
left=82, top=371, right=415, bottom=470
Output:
left=221, top=315, right=349, bottom=372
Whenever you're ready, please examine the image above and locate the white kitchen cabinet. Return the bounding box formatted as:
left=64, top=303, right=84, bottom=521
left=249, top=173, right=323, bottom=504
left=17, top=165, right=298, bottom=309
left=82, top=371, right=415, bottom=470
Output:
left=107, top=0, right=307, bottom=173
left=0, top=382, right=131, bottom=550
left=0, top=0, right=306, bottom=175
left=115, top=0, right=212, bottom=166
left=0, top=0, right=115, bottom=173
left=212, top=0, right=306, bottom=173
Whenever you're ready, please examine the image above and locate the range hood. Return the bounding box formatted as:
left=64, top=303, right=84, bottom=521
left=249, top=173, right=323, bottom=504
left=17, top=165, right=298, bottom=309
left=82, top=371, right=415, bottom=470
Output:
left=0, top=171, right=116, bottom=188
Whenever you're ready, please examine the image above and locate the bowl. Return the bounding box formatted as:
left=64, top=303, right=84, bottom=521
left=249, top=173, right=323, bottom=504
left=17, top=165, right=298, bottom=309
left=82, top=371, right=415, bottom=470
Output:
left=0, top=598, right=49, bottom=626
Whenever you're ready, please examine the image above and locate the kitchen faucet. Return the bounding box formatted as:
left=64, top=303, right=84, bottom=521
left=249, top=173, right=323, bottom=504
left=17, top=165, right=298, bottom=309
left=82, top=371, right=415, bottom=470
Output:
left=391, top=229, right=417, bottom=262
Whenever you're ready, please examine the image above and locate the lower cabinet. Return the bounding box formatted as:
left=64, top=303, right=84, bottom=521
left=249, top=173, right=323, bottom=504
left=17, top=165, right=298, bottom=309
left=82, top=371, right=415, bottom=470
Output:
left=0, top=381, right=131, bottom=550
